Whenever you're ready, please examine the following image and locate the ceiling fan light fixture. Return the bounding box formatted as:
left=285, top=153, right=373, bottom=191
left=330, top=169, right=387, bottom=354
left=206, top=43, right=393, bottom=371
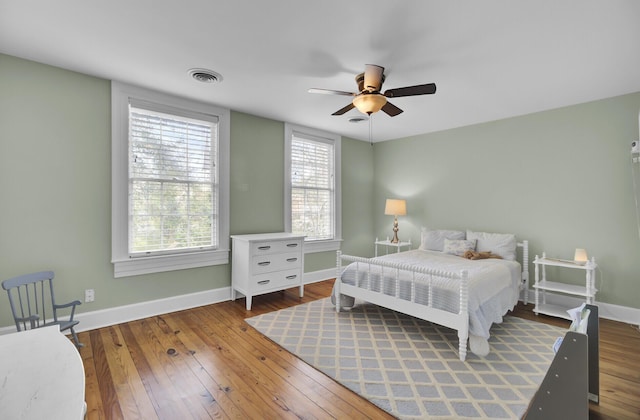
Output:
left=188, top=68, right=223, bottom=84
left=308, top=64, right=435, bottom=117
left=352, top=93, right=387, bottom=115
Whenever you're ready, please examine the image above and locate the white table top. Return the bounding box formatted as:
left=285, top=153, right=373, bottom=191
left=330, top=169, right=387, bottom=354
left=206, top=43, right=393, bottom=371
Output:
left=375, top=239, right=412, bottom=246
left=0, top=325, right=85, bottom=419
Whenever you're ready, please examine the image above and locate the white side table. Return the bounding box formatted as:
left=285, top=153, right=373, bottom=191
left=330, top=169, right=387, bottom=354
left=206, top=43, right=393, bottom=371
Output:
left=375, top=238, right=412, bottom=257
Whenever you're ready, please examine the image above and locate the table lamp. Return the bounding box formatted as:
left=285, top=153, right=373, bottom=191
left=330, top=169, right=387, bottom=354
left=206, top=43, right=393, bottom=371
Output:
left=384, top=199, right=406, bottom=243
left=574, top=248, right=588, bottom=265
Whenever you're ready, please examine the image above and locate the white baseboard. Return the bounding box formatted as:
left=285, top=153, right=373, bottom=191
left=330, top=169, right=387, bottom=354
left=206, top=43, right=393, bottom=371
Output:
left=74, top=286, right=232, bottom=333
left=3, top=273, right=637, bottom=337
left=73, top=269, right=337, bottom=332
left=303, top=268, right=337, bottom=285
left=0, top=287, right=231, bottom=336
left=522, top=289, right=640, bottom=326
left=0, top=269, right=339, bottom=336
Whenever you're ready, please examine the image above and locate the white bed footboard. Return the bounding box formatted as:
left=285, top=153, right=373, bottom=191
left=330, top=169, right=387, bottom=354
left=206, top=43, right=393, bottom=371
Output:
left=335, top=251, right=471, bottom=361
left=335, top=240, right=529, bottom=362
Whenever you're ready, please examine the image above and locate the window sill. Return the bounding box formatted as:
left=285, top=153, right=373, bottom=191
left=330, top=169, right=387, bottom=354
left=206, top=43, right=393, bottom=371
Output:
left=303, top=239, right=343, bottom=253
left=112, top=249, right=229, bottom=278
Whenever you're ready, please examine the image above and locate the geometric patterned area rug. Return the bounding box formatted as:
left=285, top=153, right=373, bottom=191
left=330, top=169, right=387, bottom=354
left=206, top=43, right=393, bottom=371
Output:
left=246, top=298, right=565, bottom=419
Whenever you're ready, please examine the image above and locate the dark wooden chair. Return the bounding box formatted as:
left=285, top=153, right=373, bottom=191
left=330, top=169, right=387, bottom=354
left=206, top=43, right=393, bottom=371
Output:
left=2, top=271, right=83, bottom=347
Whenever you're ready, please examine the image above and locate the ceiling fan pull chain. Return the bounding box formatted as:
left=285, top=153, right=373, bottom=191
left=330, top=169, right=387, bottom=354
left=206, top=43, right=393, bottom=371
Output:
left=369, top=114, right=373, bottom=146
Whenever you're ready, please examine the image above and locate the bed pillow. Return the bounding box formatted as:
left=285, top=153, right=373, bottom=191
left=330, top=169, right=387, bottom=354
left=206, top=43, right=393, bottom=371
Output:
left=443, top=238, right=477, bottom=257
left=420, top=227, right=466, bottom=252
left=466, top=230, right=517, bottom=261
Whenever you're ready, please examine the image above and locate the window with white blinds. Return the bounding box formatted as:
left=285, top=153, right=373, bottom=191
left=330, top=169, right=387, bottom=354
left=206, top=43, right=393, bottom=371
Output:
left=111, top=82, right=230, bottom=277
left=290, top=135, right=334, bottom=241
left=285, top=123, right=341, bottom=251
left=128, top=104, right=218, bottom=255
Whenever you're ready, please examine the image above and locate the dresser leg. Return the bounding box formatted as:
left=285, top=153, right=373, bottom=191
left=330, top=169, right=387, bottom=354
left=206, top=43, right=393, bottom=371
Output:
left=246, top=295, right=252, bottom=311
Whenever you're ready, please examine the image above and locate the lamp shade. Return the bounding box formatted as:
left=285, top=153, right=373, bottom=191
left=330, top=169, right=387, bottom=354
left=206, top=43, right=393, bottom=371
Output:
left=353, top=93, right=387, bottom=115
left=574, top=248, right=588, bottom=263
left=384, top=199, right=406, bottom=216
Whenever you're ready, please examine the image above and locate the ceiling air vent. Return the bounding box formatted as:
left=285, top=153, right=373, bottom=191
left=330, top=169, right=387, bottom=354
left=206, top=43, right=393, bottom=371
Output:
left=188, top=68, right=223, bottom=84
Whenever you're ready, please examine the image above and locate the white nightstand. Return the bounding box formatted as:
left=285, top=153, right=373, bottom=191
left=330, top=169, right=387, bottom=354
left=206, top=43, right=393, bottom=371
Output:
left=374, top=238, right=412, bottom=257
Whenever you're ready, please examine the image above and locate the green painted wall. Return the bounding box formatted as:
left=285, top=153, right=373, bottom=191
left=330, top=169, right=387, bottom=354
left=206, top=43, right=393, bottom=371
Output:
left=374, top=93, right=640, bottom=309
left=228, top=111, right=375, bottom=272
left=2, top=51, right=638, bottom=330
left=230, top=112, right=285, bottom=234
left=341, top=137, right=375, bottom=257
left=0, top=54, right=231, bottom=328
left=0, top=54, right=375, bottom=328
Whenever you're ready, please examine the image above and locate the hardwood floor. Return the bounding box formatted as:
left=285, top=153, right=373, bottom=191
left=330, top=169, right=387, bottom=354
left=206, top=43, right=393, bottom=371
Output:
left=79, top=280, right=640, bottom=419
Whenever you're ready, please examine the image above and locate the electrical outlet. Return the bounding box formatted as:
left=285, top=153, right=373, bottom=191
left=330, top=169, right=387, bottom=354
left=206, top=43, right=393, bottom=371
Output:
left=84, top=289, right=95, bottom=303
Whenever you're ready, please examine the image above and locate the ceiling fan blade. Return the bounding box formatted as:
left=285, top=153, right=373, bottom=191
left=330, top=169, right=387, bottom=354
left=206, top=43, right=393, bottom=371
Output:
left=384, top=83, right=436, bottom=98
left=308, top=88, right=355, bottom=96
left=332, top=102, right=355, bottom=116
left=363, top=64, right=385, bottom=92
left=381, top=101, right=403, bottom=117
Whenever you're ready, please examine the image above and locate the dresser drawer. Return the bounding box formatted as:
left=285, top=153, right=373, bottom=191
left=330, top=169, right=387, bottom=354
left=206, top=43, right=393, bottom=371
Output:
left=251, top=251, right=302, bottom=275
left=252, top=269, right=301, bottom=292
left=251, top=239, right=302, bottom=256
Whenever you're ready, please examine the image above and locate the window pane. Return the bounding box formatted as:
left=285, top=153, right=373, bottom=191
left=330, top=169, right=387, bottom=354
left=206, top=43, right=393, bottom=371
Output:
left=291, top=139, right=332, bottom=189
left=129, top=106, right=217, bottom=254
left=291, top=188, right=332, bottom=240
left=290, top=135, right=335, bottom=241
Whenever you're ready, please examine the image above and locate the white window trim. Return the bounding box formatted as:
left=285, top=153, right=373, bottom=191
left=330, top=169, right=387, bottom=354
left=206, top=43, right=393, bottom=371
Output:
left=284, top=123, right=342, bottom=253
left=111, top=82, right=230, bottom=277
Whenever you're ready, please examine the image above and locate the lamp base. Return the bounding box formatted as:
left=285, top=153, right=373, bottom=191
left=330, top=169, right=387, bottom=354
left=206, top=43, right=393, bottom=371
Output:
left=390, top=218, right=400, bottom=243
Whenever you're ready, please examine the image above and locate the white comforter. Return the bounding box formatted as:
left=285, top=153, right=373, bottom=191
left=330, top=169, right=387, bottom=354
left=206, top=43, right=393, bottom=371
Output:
left=334, top=249, right=522, bottom=340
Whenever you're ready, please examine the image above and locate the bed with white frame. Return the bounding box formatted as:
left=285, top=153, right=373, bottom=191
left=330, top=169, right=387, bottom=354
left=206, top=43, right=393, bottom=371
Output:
left=333, top=229, right=529, bottom=361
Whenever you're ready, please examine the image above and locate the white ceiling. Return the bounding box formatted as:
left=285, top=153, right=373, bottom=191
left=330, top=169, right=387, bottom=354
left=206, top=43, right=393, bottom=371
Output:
left=2, top=0, right=639, bottom=142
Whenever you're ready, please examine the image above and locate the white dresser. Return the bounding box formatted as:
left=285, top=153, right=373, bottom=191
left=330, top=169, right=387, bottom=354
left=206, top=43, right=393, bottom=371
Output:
left=231, top=232, right=305, bottom=310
